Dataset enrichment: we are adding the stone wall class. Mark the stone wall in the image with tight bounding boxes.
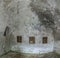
[5,0,54,54]
[0,0,10,55]
[0,0,60,55]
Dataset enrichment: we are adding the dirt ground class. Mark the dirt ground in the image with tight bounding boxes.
[0,51,60,58]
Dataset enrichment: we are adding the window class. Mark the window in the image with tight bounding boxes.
[42,37,48,44]
[29,36,35,44]
[17,36,22,43]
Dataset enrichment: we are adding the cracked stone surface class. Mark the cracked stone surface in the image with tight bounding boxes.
[0,0,60,56]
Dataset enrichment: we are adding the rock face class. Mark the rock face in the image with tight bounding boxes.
[30,0,56,30]
[0,0,60,55]
[0,0,10,55]
[6,0,54,54]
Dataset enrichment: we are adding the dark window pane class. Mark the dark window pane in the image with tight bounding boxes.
[43,37,48,44]
[29,36,35,44]
[17,36,22,43]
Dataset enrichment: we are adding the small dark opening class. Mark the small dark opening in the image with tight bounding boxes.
[17,36,22,43]
[4,26,9,36]
[42,37,48,44]
[29,36,35,44]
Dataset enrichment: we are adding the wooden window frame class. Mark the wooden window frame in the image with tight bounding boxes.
[29,36,35,44]
[42,37,48,44]
[17,36,22,43]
